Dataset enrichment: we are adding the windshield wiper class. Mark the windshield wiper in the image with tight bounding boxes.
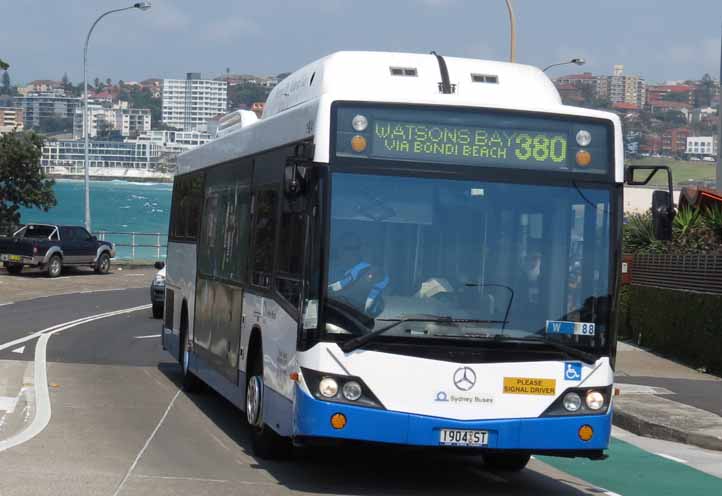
[495,335,598,364]
[340,316,506,353]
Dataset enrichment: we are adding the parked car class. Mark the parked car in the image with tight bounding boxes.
[150,261,166,319]
[0,224,115,278]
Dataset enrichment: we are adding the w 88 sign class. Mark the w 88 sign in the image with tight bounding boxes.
[545,320,596,336]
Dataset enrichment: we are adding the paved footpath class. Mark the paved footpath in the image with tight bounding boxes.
[0,264,156,305]
[613,341,722,451]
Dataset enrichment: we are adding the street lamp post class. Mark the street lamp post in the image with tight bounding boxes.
[504,0,516,63]
[82,1,151,232]
[542,58,586,73]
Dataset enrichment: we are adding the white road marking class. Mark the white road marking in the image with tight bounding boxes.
[0,304,151,453]
[0,304,149,353]
[133,334,161,339]
[655,453,688,464]
[111,390,181,496]
[0,302,13,307]
[11,346,25,354]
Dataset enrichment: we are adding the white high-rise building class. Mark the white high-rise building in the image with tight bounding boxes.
[162,73,227,131]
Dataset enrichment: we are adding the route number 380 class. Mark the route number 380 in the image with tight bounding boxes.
[515,134,567,164]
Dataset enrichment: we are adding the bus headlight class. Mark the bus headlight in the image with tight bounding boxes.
[352,114,368,131]
[342,381,362,401]
[585,390,605,410]
[563,392,582,412]
[319,377,339,398]
[302,368,384,409]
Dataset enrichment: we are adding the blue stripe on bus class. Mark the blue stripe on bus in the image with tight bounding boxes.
[294,387,611,451]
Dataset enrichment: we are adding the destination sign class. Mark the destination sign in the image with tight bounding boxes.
[372,120,569,167]
[334,105,611,175]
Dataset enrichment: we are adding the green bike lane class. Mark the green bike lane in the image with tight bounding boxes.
[541,437,722,496]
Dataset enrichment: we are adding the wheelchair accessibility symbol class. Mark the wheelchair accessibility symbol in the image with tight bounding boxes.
[565,362,582,381]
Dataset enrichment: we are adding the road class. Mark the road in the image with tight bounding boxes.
[0,286,721,495]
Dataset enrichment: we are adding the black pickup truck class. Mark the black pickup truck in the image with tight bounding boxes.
[0,224,116,277]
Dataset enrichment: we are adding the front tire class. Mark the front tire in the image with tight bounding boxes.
[94,252,111,274]
[5,263,22,275]
[483,453,531,472]
[152,303,163,319]
[246,351,291,460]
[47,255,62,278]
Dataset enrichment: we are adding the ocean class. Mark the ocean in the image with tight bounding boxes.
[19,179,172,260]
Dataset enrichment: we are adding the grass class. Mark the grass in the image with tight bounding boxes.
[626,157,717,188]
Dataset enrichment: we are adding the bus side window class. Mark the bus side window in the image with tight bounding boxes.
[251,189,278,288]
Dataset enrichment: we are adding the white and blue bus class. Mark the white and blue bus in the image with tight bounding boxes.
[162,51,672,469]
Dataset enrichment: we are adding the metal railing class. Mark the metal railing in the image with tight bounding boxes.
[630,253,722,294]
[96,231,167,260]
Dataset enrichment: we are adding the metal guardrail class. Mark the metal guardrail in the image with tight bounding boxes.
[97,231,167,260]
[631,253,722,294]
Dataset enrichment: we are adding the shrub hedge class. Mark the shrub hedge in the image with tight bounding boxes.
[617,285,722,375]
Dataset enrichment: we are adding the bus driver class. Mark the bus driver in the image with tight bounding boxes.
[328,233,390,317]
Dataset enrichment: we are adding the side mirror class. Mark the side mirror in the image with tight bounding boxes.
[284,161,307,196]
[652,190,674,241]
[154,261,165,270]
[91,235,98,241]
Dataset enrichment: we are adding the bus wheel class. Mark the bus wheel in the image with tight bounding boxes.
[179,315,201,392]
[483,453,531,472]
[246,353,291,460]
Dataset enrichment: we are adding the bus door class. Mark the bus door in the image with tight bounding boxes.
[195,160,253,384]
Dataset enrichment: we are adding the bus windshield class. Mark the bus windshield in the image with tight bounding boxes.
[326,172,612,348]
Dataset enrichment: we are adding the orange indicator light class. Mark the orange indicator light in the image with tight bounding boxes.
[351,135,367,153]
[289,372,299,382]
[576,150,592,167]
[330,413,347,430]
[578,424,594,442]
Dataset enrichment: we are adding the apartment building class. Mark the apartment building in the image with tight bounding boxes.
[73,104,151,138]
[14,92,80,129]
[686,136,718,157]
[0,107,24,134]
[40,139,162,172]
[162,73,227,131]
[608,65,646,106]
[555,72,608,100]
[117,108,151,137]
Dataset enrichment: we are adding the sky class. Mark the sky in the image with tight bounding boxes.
[1,0,721,85]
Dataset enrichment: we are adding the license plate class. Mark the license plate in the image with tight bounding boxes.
[439,429,488,447]
[1,254,22,262]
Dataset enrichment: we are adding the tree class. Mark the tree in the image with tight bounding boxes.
[0,132,56,229]
[61,72,71,92]
[0,58,8,71]
[94,77,101,91]
[105,77,112,88]
[1,71,10,95]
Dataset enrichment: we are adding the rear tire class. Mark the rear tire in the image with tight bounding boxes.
[94,252,110,274]
[246,347,292,460]
[483,453,531,472]
[152,303,163,319]
[179,310,201,392]
[5,264,22,275]
[47,255,62,278]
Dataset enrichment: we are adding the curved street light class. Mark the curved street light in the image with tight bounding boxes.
[83,2,152,231]
[542,58,586,73]
[504,0,516,63]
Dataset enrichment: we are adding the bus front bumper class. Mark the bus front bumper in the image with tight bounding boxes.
[294,388,611,452]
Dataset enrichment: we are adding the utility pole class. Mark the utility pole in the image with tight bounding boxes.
[718,22,722,190]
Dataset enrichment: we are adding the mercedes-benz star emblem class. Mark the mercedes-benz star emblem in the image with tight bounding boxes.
[453,367,476,391]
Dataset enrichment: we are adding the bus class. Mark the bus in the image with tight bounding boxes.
[162,51,672,469]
